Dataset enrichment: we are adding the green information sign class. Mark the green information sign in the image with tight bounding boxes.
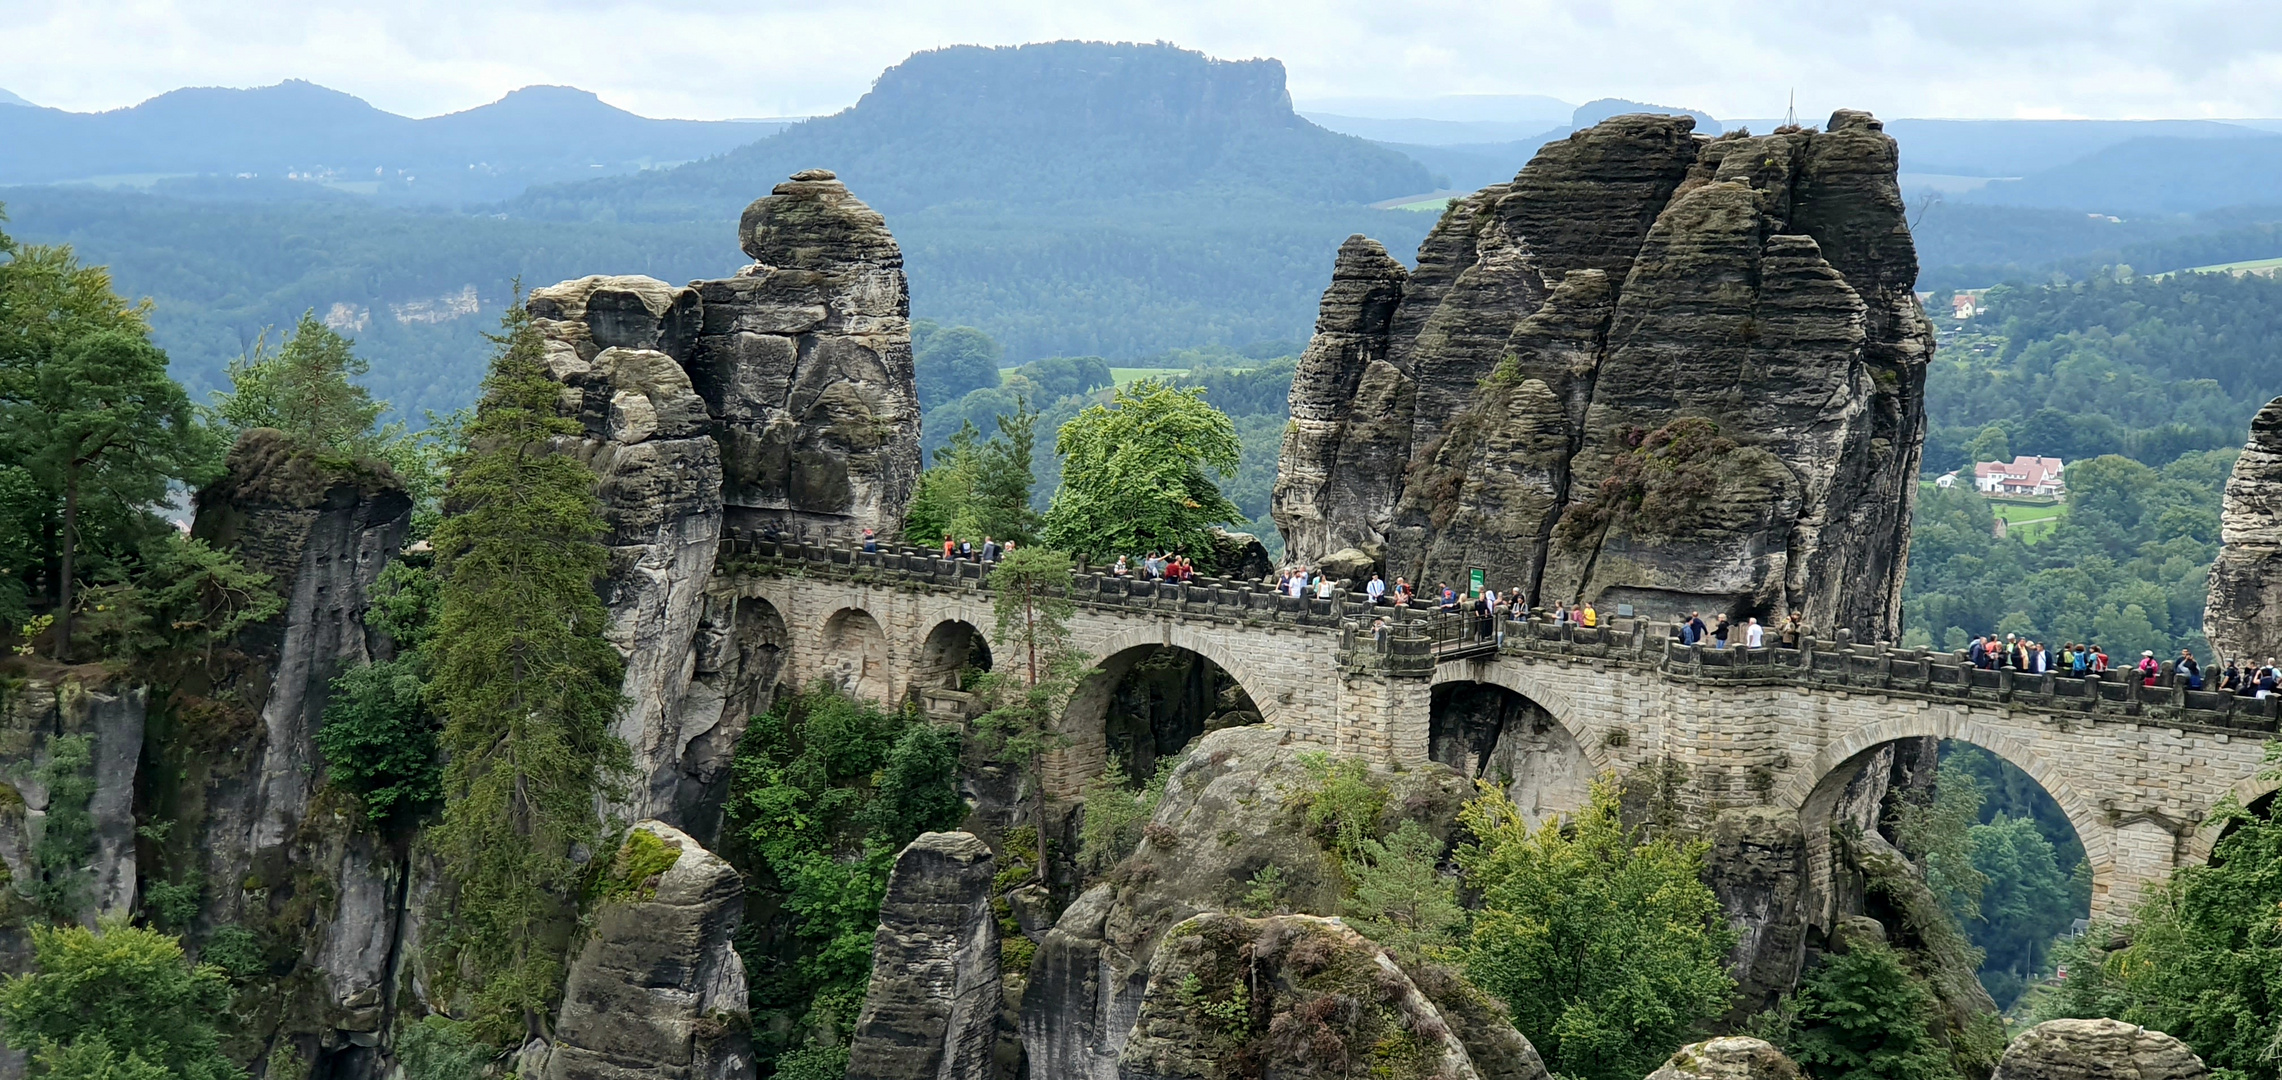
[1469,568,1485,596]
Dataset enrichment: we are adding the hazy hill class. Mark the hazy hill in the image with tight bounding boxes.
[0,80,781,203]
[0,88,35,108]
[516,41,1431,221]
[1963,134,2282,214]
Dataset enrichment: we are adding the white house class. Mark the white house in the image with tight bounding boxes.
[1973,456,2066,497]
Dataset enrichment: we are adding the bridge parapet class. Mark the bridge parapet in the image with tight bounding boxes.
[1361,609,2282,735]
[715,532,1363,633]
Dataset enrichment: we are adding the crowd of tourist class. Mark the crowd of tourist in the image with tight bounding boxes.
[1108,550,1202,581]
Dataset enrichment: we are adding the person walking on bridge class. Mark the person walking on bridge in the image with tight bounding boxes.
[1745,617,1764,648]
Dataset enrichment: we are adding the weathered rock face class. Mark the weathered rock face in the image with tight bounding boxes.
[526,172,919,833]
[1992,1019,2207,1080]
[0,677,146,928]
[1117,913,1495,1080]
[546,821,752,1080]
[2206,397,2282,662]
[529,276,728,827]
[693,169,921,541]
[1646,1037,1807,1080]
[172,430,415,1073]
[1275,112,1931,640]
[1705,807,1809,1020]
[1022,726,1496,1080]
[845,831,1001,1080]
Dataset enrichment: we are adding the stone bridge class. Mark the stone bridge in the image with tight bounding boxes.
[712,535,2282,919]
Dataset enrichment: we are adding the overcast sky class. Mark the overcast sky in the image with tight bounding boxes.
[6,0,2282,122]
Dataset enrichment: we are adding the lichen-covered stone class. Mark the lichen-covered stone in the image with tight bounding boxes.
[1645,1037,1806,1080]
[1022,726,1480,1080]
[1275,112,1931,641]
[2207,398,2282,662]
[1992,1019,2207,1080]
[1705,807,1808,1020]
[1117,914,1488,1080]
[845,831,1001,1080]
[545,821,752,1080]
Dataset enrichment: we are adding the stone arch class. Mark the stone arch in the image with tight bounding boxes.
[1429,660,1610,775]
[819,607,891,703]
[911,618,993,693]
[1427,678,1594,826]
[715,594,790,729]
[1044,629,1271,798]
[1786,709,2111,924]
[2188,773,2282,864]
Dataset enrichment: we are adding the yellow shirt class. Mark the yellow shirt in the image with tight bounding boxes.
[1580,606,1597,627]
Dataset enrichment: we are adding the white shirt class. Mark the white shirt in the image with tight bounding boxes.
[1316,578,1334,599]
[1746,622,1764,647]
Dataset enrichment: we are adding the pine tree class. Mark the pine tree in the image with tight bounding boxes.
[424,296,628,1041]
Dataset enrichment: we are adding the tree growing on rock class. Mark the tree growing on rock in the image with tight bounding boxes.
[0,920,241,1080]
[1458,776,1737,1080]
[1043,378,1241,565]
[424,297,629,1042]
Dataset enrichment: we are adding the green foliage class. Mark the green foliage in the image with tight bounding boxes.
[140,875,201,933]
[1892,756,1989,923]
[984,545,1078,689]
[2026,782,2282,1080]
[0,920,241,1080]
[1458,777,1737,1080]
[596,829,683,906]
[1294,753,1390,865]
[394,1015,493,1080]
[914,325,1002,410]
[423,296,629,1040]
[366,558,441,652]
[317,657,440,827]
[198,927,263,979]
[205,312,383,454]
[20,734,96,921]
[904,401,1042,547]
[1965,816,2078,1008]
[720,685,968,1070]
[1043,379,1242,564]
[1788,942,1960,1080]
[769,1043,851,1080]
[1345,821,1465,962]
[1903,455,2229,661]
[1238,864,1290,916]
[1075,759,1168,880]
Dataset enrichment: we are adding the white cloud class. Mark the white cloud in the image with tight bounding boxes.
[4,0,2281,121]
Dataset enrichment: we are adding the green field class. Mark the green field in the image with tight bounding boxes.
[1108,366,1190,386]
[2163,255,2282,278]
[1992,500,2064,544]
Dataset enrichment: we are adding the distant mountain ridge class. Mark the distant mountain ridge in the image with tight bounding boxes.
[514,40,1433,222]
[0,88,33,108]
[0,80,781,203]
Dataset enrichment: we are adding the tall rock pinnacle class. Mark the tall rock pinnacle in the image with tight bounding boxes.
[1273,111,1932,640]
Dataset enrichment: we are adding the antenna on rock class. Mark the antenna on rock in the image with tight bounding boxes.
[1785,89,1797,129]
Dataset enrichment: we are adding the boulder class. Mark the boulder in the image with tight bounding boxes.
[1645,1037,1806,1080]
[1993,1019,2207,1080]
[1203,528,1275,581]
[2206,397,2282,662]
[545,821,752,1080]
[1021,726,1485,1080]
[1117,914,1489,1080]
[1273,112,1932,642]
[1317,546,1382,584]
[845,832,1001,1080]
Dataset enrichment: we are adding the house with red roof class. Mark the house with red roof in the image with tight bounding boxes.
[1973,455,2066,498]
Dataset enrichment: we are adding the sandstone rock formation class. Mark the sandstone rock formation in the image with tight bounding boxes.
[1117,913,1493,1080]
[1646,1037,1807,1080]
[1705,807,1809,1019]
[0,677,145,928]
[1022,725,1525,1080]
[529,276,727,826]
[174,429,415,1071]
[845,831,1002,1080]
[1274,112,1931,640]
[1993,1019,2207,1080]
[696,169,921,541]
[2206,397,2282,662]
[526,170,918,832]
[546,821,752,1080]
